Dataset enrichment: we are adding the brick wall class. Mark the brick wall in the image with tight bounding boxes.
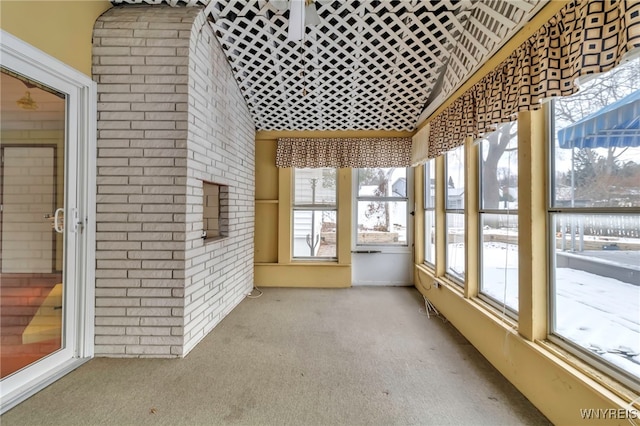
[93,5,254,357]
[183,10,255,354]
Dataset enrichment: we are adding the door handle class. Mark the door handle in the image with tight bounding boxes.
[53,208,64,233]
[52,208,80,233]
[351,250,382,254]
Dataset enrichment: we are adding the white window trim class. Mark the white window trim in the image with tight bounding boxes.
[292,168,338,261]
[444,148,465,284]
[352,168,413,254]
[0,30,97,414]
[423,160,436,267]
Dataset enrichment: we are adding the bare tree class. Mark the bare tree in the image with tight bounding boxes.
[481,122,517,210]
[364,168,395,232]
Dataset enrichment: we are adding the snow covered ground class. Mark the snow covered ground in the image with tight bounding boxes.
[480,242,519,311]
[554,267,640,378]
[449,242,640,379]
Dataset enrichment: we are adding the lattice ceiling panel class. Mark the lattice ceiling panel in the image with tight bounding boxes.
[439,0,540,98]
[112,0,547,131]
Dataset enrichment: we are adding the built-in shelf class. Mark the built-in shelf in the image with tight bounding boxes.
[256,199,279,204]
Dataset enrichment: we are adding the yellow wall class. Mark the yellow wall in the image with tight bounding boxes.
[415,270,631,426]
[411,0,640,416]
[4,0,631,421]
[0,0,111,76]
[254,130,412,288]
[413,108,638,424]
[256,110,637,422]
[1,0,109,265]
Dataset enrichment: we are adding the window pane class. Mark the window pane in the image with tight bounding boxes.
[446,212,465,280]
[480,213,519,311]
[553,59,640,209]
[424,210,435,266]
[551,213,640,380]
[357,168,407,198]
[292,210,337,258]
[424,159,436,267]
[1,71,66,377]
[446,146,465,210]
[357,201,407,245]
[294,168,336,205]
[480,122,518,210]
[424,159,436,208]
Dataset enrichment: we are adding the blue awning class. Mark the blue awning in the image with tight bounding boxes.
[557,89,640,149]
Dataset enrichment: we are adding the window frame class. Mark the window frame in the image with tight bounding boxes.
[423,159,436,268]
[547,98,640,391]
[444,146,465,285]
[291,167,338,261]
[354,167,411,250]
[477,124,519,318]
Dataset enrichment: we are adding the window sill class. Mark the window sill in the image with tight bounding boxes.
[537,339,640,405]
[415,264,516,327]
[290,260,344,266]
[415,265,464,297]
[476,293,519,322]
[254,262,347,266]
[415,263,638,408]
[203,235,227,244]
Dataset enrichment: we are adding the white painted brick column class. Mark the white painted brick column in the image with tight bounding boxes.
[94,5,194,357]
[182,11,255,354]
[93,5,254,358]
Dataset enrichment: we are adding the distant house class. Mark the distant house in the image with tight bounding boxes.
[392,177,406,197]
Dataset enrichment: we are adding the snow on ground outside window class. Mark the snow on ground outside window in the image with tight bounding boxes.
[450,243,640,378]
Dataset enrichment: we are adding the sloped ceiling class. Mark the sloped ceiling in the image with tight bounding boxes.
[112,0,548,131]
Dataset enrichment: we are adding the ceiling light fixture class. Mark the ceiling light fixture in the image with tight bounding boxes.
[16,91,38,110]
[272,0,320,42]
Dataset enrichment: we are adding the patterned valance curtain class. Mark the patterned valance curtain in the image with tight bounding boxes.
[427,0,640,159]
[276,137,412,168]
[411,124,430,166]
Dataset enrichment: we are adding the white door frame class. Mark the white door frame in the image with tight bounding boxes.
[0,30,96,414]
[352,167,414,286]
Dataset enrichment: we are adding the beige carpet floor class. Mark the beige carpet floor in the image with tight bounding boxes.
[1,286,550,425]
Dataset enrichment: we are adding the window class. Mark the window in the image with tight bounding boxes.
[445,146,465,282]
[292,168,337,259]
[202,181,228,240]
[424,159,436,266]
[355,168,408,246]
[479,122,519,314]
[550,58,640,388]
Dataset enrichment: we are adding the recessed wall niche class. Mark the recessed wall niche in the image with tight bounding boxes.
[202,181,228,241]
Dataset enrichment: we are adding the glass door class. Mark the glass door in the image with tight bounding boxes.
[352,167,414,285]
[0,70,69,380]
[1,31,96,413]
